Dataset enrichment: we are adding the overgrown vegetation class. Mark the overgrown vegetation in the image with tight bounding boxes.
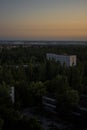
[0,45,87,130]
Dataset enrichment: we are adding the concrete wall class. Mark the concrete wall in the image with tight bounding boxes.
[47,53,77,67]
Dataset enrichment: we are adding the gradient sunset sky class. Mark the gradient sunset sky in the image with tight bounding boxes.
[0,0,87,40]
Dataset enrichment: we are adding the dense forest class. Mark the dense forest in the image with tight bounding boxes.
[0,44,87,130]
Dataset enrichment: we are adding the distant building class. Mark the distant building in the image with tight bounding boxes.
[9,87,15,103]
[46,53,76,67]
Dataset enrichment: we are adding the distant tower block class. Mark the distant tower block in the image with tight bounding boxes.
[47,53,76,67]
[9,87,15,103]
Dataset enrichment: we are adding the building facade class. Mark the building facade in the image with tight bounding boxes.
[9,87,15,103]
[42,96,56,113]
[47,53,76,67]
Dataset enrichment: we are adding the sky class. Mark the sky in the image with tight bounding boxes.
[0,0,87,40]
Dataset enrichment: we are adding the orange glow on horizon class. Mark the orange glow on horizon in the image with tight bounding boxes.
[0,21,87,40]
